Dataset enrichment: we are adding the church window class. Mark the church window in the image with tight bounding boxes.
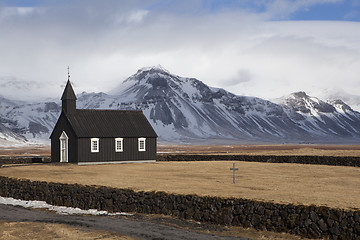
[138,138,146,151]
[115,138,123,152]
[91,138,99,152]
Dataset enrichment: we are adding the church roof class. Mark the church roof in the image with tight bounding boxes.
[61,80,77,100]
[65,109,157,138]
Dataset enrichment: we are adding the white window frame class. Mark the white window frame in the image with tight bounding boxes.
[59,131,68,163]
[91,138,99,153]
[138,137,146,152]
[115,138,123,152]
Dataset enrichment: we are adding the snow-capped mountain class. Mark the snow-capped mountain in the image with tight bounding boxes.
[1,66,360,145]
[0,96,60,144]
[106,67,360,143]
[273,92,360,141]
[321,90,360,112]
[105,67,299,142]
[0,122,26,145]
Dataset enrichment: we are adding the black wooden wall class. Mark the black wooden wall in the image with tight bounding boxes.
[77,137,157,162]
[50,113,78,163]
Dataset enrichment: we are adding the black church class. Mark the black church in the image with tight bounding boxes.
[50,79,157,165]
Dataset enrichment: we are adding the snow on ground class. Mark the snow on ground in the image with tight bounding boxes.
[0,196,132,216]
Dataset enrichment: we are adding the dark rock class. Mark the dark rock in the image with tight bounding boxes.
[287,214,299,229]
[307,223,321,239]
[304,219,312,227]
[243,204,254,215]
[298,227,308,237]
[243,220,252,228]
[330,224,340,236]
[355,224,360,234]
[340,218,348,228]
[184,208,194,219]
[330,210,343,222]
[310,210,320,222]
[214,208,233,226]
[271,216,283,227]
[251,214,261,227]
[193,209,202,221]
[327,217,334,228]
[232,216,241,226]
[354,212,360,222]
[279,209,288,219]
[234,205,243,215]
[300,211,308,221]
[317,219,328,232]
[339,228,353,240]
[265,209,273,218]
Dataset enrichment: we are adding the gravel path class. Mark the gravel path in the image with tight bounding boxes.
[0,204,250,240]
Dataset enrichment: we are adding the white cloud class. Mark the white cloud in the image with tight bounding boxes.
[0,6,40,17]
[127,9,149,23]
[0,0,359,104]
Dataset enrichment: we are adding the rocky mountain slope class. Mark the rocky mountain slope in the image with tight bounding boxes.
[1,67,360,144]
[0,96,59,144]
[274,92,360,141]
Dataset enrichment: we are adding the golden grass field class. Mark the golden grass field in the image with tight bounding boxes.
[0,145,50,157]
[0,221,132,240]
[1,161,359,210]
[2,144,359,240]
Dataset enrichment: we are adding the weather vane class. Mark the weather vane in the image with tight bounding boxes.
[67,66,70,81]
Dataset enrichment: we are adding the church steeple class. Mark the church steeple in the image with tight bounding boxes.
[61,68,77,114]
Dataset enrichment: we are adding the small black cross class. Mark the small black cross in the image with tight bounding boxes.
[67,66,70,81]
[230,163,239,184]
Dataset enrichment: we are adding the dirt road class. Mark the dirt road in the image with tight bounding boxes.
[0,204,250,240]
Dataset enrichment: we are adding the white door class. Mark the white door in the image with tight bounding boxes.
[59,131,68,163]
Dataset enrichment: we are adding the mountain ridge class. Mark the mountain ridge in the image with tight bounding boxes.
[1,66,360,145]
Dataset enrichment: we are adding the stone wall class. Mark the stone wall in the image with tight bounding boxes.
[2,154,360,167]
[157,154,360,167]
[0,176,358,239]
[0,156,50,165]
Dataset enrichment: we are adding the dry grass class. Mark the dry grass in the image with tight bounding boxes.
[2,144,360,157]
[158,144,360,156]
[1,161,359,210]
[0,218,307,240]
[1,144,358,240]
[0,145,50,157]
[0,221,132,240]
[201,225,307,240]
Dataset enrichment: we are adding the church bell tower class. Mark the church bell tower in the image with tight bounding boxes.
[61,67,77,115]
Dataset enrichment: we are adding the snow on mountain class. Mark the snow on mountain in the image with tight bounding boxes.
[273,92,360,140]
[321,90,360,112]
[0,95,60,144]
[107,66,295,142]
[105,67,360,143]
[1,67,360,145]
[0,122,26,145]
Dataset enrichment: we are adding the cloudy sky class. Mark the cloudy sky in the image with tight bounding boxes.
[0,0,359,101]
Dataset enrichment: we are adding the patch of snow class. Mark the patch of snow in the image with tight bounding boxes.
[139,65,170,74]
[0,196,132,216]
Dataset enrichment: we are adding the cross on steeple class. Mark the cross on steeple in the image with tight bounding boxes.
[67,66,70,81]
[61,67,77,115]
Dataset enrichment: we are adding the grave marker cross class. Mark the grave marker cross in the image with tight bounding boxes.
[230,163,238,184]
